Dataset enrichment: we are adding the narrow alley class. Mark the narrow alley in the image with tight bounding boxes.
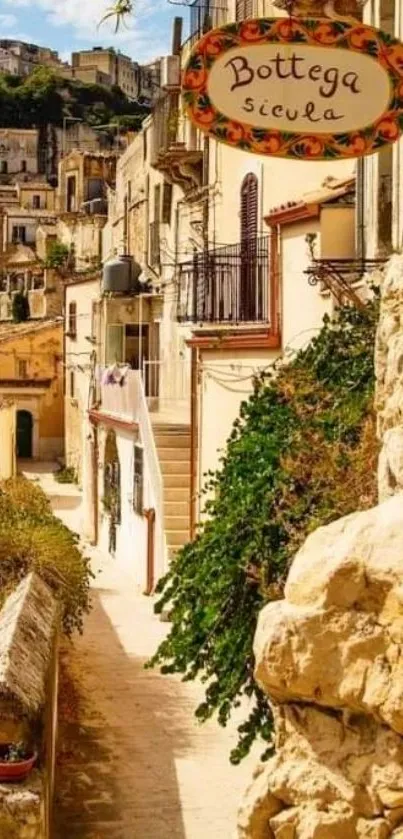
[23,464,257,839]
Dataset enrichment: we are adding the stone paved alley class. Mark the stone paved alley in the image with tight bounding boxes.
[23,464,258,839]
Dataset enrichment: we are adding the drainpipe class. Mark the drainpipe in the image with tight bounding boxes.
[190,345,198,537]
[143,507,155,595]
[92,424,99,546]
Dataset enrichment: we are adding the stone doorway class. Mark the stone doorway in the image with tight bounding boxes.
[16,409,33,458]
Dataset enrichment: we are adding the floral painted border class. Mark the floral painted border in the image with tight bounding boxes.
[182,17,403,160]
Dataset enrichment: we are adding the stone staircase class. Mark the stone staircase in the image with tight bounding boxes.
[152,423,191,560]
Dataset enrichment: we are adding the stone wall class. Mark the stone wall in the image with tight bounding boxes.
[237,256,403,839]
[0,573,58,839]
[376,256,403,500]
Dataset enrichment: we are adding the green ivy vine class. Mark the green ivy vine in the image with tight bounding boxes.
[148,299,380,763]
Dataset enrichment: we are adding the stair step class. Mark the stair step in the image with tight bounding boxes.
[166,530,190,547]
[157,447,190,461]
[165,515,189,530]
[164,501,189,516]
[164,474,191,489]
[164,488,189,503]
[154,434,191,448]
[161,460,190,476]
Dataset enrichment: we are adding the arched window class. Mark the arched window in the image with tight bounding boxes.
[68,302,77,339]
[240,173,258,244]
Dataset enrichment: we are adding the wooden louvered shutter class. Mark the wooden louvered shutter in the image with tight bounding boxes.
[240,173,258,243]
[240,173,258,320]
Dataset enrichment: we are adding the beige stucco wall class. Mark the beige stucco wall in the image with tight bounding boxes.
[321,205,355,259]
[0,401,16,479]
[0,323,64,460]
[281,219,333,354]
[208,141,356,248]
[198,348,280,497]
[57,217,105,271]
[0,129,38,176]
[19,186,56,212]
[65,278,99,481]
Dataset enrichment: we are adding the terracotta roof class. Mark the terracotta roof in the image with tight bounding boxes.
[269,177,355,221]
[265,176,355,226]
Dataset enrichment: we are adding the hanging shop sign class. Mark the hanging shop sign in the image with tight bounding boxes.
[182,17,403,160]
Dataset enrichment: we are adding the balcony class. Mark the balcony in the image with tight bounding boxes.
[150,95,203,192]
[177,236,275,326]
[183,0,228,50]
[98,369,140,422]
[305,258,387,307]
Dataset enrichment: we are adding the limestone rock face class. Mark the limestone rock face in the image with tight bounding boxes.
[238,256,403,839]
[238,704,403,839]
[254,495,403,735]
[376,256,403,500]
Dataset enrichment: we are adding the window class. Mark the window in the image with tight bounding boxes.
[68,301,77,338]
[133,444,144,515]
[12,226,26,244]
[127,180,132,204]
[70,370,75,398]
[162,182,173,225]
[32,195,40,210]
[240,173,259,321]
[105,324,124,364]
[32,273,45,290]
[18,359,28,379]
[154,184,161,223]
[1,161,7,174]
[21,160,27,173]
[240,173,258,243]
[66,175,77,212]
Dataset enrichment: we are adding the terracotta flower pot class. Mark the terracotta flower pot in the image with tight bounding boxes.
[0,746,37,782]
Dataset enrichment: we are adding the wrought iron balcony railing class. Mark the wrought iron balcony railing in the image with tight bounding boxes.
[177,236,272,325]
[305,258,387,307]
[183,0,228,49]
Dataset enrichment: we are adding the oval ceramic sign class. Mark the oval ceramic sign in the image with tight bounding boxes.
[182,18,403,160]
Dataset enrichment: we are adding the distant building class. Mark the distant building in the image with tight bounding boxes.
[72,47,140,100]
[0,129,39,179]
[0,318,64,460]
[0,39,64,77]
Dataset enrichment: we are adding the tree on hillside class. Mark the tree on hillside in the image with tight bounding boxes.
[149,300,379,763]
[0,67,150,130]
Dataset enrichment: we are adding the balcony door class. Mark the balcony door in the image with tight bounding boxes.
[240,173,258,320]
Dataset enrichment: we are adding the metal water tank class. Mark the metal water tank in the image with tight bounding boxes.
[102,255,131,293]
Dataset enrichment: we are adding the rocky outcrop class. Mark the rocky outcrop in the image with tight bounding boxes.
[238,257,403,839]
[376,256,403,500]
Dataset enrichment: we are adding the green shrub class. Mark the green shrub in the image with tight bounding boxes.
[54,466,77,485]
[45,241,69,270]
[0,477,92,635]
[149,300,379,763]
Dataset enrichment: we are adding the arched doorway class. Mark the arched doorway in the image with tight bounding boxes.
[16,410,33,459]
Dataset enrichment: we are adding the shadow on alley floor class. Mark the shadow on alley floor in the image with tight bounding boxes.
[54,590,189,839]
[24,463,258,839]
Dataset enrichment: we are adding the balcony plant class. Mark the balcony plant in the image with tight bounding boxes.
[0,743,37,782]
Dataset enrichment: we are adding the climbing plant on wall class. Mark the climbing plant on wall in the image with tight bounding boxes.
[149,298,380,763]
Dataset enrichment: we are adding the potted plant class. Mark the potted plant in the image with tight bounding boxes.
[0,742,37,782]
